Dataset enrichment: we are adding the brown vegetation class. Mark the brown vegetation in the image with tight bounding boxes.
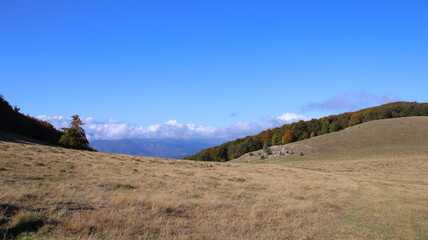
[236,117,428,239]
[0,131,355,239]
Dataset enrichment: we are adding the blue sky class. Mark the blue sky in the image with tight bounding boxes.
[1,1,427,139]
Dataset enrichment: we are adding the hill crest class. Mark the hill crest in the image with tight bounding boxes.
[234,116,428,163]
[186,101,428,162]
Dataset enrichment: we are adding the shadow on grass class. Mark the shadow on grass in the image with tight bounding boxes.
[0,204,45,240]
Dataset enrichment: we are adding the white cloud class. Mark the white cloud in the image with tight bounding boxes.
[147,124,160,132]
[165,120,180,126]
[37,113,311,141]
[262,113,312,129]
[276,113,311,122]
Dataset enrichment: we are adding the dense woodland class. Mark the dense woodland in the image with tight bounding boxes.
[0,95,62,145]
[185,102,428,162]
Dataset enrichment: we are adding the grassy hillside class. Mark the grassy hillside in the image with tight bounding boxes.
[1,117,427,239]
[235,116,428,163]
[236,117,428,239]
[186,102,428,162]
[0,131,356,239]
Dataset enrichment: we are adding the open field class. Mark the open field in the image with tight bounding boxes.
[0,132,356,239]
[1,117,427,239]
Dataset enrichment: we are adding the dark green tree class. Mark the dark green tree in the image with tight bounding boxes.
[329,122,341,132]
[321,118,330,134]
[60,115,93,150]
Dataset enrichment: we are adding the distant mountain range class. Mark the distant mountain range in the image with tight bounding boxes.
[90,138,232,159]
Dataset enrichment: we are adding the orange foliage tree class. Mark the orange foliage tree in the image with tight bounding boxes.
[281,130,294,144]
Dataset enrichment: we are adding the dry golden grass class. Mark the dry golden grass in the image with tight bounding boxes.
[0,132,356,239]
[241,117,428,239]
[1,117,427,239]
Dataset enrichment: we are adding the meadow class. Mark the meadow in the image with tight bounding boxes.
[1,117,427,239]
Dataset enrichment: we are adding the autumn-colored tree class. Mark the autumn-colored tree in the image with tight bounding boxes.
[59,115,93,150]
[349,112,363,126]
[282,130,294,144]
[262,129,272,144]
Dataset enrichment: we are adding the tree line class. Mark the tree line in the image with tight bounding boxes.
[184,101,428,162]
[0,95,94,151]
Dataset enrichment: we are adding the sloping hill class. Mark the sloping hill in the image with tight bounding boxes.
[234,116,428,163]
[237,117,428,239]
[186,102,428,162]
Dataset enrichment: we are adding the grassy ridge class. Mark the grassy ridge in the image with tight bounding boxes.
[234,116,428,164]
[259,117,428,239]
[185,101,428,162]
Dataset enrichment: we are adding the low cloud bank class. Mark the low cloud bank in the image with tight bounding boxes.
[37,113,310,141]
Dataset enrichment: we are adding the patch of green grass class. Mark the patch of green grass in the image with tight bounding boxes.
[228,177,246,182]
[323,183,398,239]
[191,194,201,199]
[22,176,43,181]
[237,194,252,200]
[113,184,136,190]
[0,145,9,151]
[15,232,36,240]
[208,182,221,188]
[208,176,219,180]
[64,162,74,170]
[245,185,267,192]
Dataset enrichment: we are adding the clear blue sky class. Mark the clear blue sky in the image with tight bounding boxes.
[1,1,427,139]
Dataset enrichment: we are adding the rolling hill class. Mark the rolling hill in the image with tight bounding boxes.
[234,116,428,163]
[186,102,428,162]
[1,117,427,239]
[235,117,428,239]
